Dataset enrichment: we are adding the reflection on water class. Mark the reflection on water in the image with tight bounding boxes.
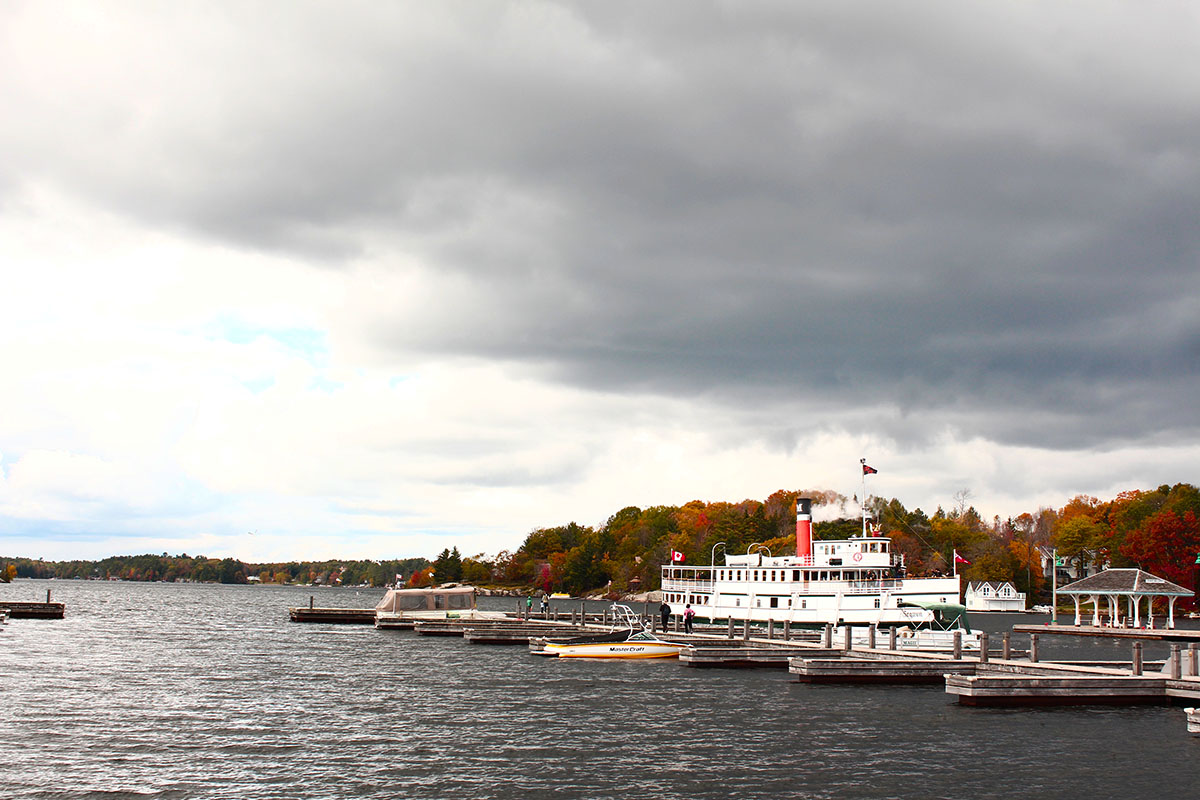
[1,581,1197,799]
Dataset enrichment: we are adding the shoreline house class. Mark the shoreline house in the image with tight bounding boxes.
[1039,546,1103,584]
[965,581,1026,612]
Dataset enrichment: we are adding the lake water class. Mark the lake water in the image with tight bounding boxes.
[2,580,1198,799]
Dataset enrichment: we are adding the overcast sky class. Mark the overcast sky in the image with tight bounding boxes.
[2,1,1198,563]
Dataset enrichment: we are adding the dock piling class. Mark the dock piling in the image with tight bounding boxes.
[1132,641,1143,675]
[1030,634,1039,663]
[889,626,897,651]
[953,630,962,659]
[727,618,734,639]
[1170,645,1182,679]
[1003,632,1011,660]
[823,624,832,648]
[1191,643,1199,677]
[867,624,876,649]
[309,596,314,609]
[767,619,774,640]
[978,633,989,664]
[843,626,852,652]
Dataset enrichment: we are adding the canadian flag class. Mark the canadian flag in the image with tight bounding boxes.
[671,550,685,563]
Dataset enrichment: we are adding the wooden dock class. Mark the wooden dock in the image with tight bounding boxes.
[792,655,979,683]
[945,673,1171,706]
[288,606,376,624]
[0,601,66,619]
[1013,623,1200,642]
[681,643,842,669]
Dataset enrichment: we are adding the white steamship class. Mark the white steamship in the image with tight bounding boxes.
[660,497,961,628]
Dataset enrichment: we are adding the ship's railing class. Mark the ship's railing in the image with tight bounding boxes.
[661,578,906,594]
[841,579,904,593]
[661,578,714,592]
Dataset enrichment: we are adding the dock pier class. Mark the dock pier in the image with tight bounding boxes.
[1,589,66,619]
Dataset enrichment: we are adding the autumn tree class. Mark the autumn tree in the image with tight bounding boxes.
[1120,509,1200,591]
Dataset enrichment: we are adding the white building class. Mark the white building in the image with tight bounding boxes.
[965,581,1026,612]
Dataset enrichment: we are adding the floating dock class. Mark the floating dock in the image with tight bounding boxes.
[288,606,376,624]
[0,600,66,619]
[1013,623,1200,642]
[680,643,842,669]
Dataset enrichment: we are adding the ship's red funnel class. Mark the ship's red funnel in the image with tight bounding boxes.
[796,497,813,559]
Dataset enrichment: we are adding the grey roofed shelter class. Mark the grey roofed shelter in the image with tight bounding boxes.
[1057,568,1193,629]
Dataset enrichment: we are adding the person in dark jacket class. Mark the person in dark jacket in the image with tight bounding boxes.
[659,601,671,631]
[683,603,695,633]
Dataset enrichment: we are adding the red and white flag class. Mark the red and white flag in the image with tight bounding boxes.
[862,463,878,475]
[671,550,684,563]
[953,550,970,565]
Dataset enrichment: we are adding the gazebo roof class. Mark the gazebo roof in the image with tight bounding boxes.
[1058,568,1191,597]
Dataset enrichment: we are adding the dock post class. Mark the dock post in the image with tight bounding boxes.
[953,630,962,659]
[978,632,989,664]
[889,626,897,651]
[727,618,734,639]
[1002,632,1011,660]
[867,624,876,649]
[1030,634,1039,663]
[1190,643,1199,677]
[823,624,832,648]
[742,618,750,641]
[1132,641,1143,675]
[48,589,52,603]
[309,596,314,609]
[843,625,852,652]
[1170,645,1182,680]
[783,620,791,641]
[767,619,775,640]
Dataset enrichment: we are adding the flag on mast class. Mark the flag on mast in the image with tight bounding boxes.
[862,463,878,475]
[954,551,970,564]
[671,550,684,563]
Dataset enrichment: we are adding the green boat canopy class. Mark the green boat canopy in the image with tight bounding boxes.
[898,600,972,631]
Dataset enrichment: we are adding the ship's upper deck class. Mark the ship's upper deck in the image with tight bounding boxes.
[722,535,893,570]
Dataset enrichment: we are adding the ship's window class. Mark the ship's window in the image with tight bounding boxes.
[770,597,779,608]
[874,598,881,609]
[770,571,776,581]
[756,598,761,607]
[792,570,800,581]
[801,599,807,609]
[881,543,888,553]
[735,598,741,606]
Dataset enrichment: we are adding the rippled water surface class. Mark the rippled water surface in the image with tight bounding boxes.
[2,580,1198,799]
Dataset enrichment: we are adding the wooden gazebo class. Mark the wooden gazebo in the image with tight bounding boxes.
[1057,568,1192,629]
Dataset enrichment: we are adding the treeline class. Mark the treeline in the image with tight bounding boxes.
[437,483,1200,602]
[0,553,429,587]
[4,483,1198,603]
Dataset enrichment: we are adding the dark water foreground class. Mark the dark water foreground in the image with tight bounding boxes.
[1,580,1197,799]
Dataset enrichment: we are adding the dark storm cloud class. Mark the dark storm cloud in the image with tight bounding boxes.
[7,1,1200,449]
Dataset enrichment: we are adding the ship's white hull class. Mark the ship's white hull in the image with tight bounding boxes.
[661,577,962,628]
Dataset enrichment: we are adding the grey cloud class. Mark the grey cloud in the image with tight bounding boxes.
[7,1,1200,451]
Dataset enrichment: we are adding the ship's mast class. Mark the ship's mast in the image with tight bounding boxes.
[860,458,868,537]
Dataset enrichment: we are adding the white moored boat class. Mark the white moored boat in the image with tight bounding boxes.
[533,604,687,659]
[374,585,506,628]
[661,497,963,630]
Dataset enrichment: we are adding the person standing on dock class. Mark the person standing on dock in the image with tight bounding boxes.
[540,593,548,616]
[659,601,671,631]
[684,603,695,633]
